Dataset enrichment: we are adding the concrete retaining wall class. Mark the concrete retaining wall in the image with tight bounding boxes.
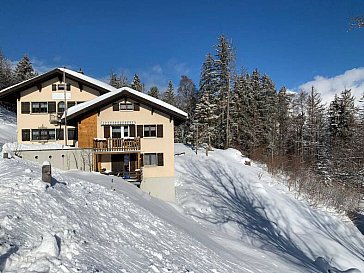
[17,148,93,171]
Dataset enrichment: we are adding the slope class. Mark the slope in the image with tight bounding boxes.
[174,144,364,273]
[0,105,16,148]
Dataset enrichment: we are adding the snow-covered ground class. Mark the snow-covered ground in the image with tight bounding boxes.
[0,106,16,148]
[175,145,364,273]
[0,106,363,272]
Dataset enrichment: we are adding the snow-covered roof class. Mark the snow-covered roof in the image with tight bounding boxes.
[58,68,118,93]
[64,87,188,122]
[0,67,116,98]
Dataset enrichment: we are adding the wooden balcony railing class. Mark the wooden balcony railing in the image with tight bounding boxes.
[93,137,141,151]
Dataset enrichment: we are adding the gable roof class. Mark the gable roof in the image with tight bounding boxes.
[0,68,116,100]
[64,87,188,125]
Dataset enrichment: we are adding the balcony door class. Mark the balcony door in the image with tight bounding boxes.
[111,154,124,173]
[112,126,129,138]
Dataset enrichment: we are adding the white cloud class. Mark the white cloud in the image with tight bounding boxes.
[297,68,364,104]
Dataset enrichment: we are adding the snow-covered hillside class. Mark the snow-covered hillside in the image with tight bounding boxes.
[0,105,363,272]
[175,145,364,273]
[0,106,16,147]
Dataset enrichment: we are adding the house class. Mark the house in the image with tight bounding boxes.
[0,68,118,145]
[0,68,187,202]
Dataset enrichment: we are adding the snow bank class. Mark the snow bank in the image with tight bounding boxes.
[174,144,364,273]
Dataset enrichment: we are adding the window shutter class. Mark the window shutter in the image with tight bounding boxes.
[129,124,136,137]
[66,83,71,91]
[22,129,30,141]
[52,84,56,91]
[140,154,144,167]
[134,103,140,111]
[21,102,30,114]
[157,153,164,166]
[137,125,143,138]
[157,124,163,138]
[48,102,56,113]
[104,125,110,138]
[113,103,119,111]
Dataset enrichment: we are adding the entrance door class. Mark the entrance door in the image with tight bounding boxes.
[111,154,124,173]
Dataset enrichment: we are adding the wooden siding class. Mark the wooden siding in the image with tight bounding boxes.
[78,113,97,148]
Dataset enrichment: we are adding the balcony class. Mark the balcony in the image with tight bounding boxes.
[93,137,141,152]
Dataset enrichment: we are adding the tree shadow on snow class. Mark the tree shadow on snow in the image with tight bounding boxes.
[0,245,18,271]
[179,159,338,272]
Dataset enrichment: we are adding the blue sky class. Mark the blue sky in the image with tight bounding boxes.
[1,0,364,97]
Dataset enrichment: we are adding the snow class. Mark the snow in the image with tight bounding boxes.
[174,144,364,273]
[59,68,118,93]
[0,105,363,272]
[0,106,16,151]
[42,161,50,166]
[65,87,188,120]
[0,68,117,96]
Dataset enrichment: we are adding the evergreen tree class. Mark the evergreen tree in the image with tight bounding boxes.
[109,72,122,88]
[276,86,291,157]
[214,35,235,149]
[14,55,37,83]
[190,88,216,146]
[304,86,325,163]
[131,74,143,92]
[0,51,13,90]
[162,81,176,106]
[176,76,197,143]
[148,86,160,98]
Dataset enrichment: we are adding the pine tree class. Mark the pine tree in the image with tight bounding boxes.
[109,72,122,88]
[131,74,143,92]
[14,55,37,83]
[175,76,197,143]
[214,35,235,149]
[276,86,291,157]
[327,89,359,186]
[0,51,13,90]
[304,86,325,163]
[190,88,216,146]
[162,81,176,106]
[148,86,160,98]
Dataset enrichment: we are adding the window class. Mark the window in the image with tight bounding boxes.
[58,101,65,113]
[68,128,77,140]
[111,126,129,138]
[144,153,157,166]
[31,102,48,113]
[32,129,40,140]
[55,83,71,91]
[144,125,156,137]
[112,126,122,138]
[22,129,30,141]
[58,84,65,91]
[120,102,133,111]
[124,126,129,137]
[52,83,71,91]
[31,129,56,141]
